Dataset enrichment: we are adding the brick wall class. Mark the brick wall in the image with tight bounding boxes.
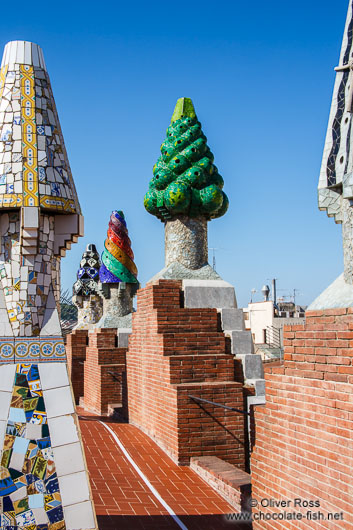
[190,456,251,513]
[251,308,353,529]
[82,328,127,416]
[66,329,88,404]
[126,279,246,466]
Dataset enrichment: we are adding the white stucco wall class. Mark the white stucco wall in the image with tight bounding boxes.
[243,301,274,344]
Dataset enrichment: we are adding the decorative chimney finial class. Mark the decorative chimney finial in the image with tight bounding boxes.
[97,210,138,328]
[144,98,228,277]
[72,243,102,328]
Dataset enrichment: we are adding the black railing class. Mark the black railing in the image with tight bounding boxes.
[189,395,249,415]
[265,325,281,349]
[108,371,123,382]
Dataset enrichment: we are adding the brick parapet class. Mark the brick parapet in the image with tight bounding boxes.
[281,309,353,383]
[251,308,353,529]
[82,328,127,416]
[169,354,235,384]
[177,382,245,466]
[127,280,246,467]
[65,329,88,404]
[190,456,251,513]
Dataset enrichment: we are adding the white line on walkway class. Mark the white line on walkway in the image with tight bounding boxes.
[99,421,189,530]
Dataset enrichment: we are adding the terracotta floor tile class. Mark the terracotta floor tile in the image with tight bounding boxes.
[79,412,250,530]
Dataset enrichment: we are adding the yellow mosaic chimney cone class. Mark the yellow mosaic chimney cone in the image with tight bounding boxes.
[0,41,97,528]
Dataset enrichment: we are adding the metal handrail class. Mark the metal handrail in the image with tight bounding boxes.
[189,395,249,415]
[108,371,123,382]
[266,325,281,349]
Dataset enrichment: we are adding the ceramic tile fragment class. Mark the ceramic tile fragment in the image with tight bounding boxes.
[0,364,66,525]
[0,39,96,528]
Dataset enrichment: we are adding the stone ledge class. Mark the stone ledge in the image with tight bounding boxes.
[190,456,251,513]
[182,279,237,308]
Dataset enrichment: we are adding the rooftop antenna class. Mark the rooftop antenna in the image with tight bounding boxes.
[266,278,278,304]
[208,247,220,270]
[274,288,301,305]
[293,289,300,306]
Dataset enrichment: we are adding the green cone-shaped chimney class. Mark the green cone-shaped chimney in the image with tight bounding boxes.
[170,97,197,123]
[144,97,229,221]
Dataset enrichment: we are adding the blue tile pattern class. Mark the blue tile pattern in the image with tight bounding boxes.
[0,364,65,528]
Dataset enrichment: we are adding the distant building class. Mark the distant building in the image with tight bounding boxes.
[243,300,306,352]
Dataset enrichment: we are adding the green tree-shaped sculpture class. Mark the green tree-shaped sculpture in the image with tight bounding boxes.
[144,98,229,221]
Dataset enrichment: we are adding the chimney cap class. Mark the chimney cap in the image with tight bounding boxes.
[1,41,46,71]
[261,284,270,301]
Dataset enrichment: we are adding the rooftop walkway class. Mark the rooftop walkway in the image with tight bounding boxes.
[78,410,251,530]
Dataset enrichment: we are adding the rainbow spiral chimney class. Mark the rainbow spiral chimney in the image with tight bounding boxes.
[99,210,138,284]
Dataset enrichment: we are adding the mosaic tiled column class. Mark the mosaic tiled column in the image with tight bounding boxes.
[97,210,138,328]
[144,97,229,275]
[318,0,353,289]
[164,215,208,269]
[0,41,97,528]
[72,244,102,329]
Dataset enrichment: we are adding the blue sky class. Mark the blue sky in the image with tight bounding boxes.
[0,0,349,306]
